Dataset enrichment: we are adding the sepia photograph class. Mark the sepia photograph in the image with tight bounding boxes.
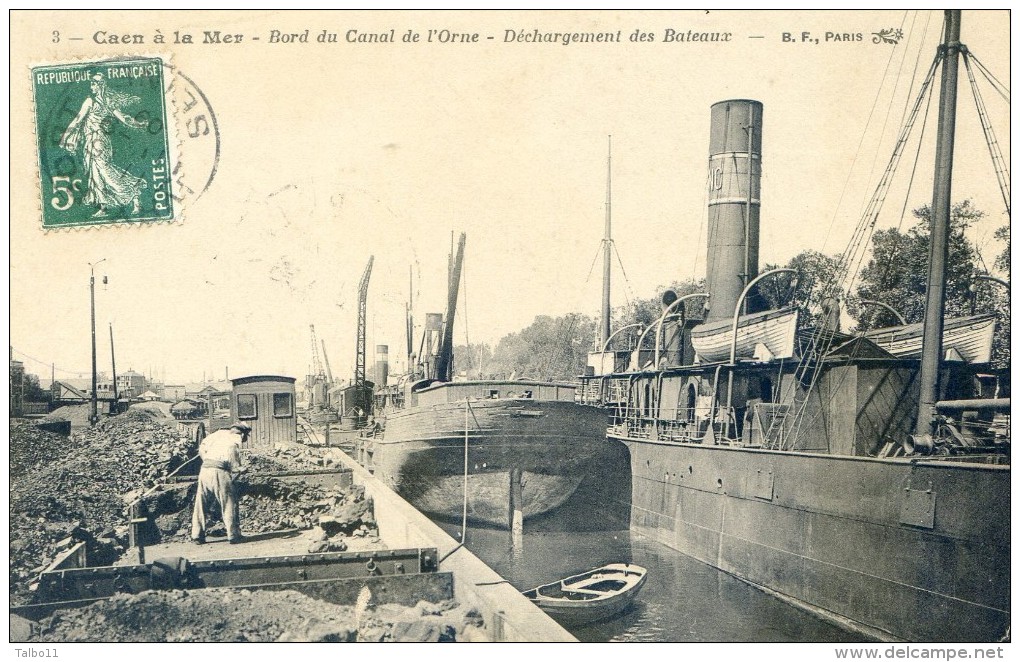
[8,8,1012,653]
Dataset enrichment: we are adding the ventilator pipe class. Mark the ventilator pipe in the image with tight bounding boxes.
[654,293,709,366]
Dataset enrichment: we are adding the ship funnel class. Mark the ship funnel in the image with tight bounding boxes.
[374,345,389,387]
[705,99,763,321]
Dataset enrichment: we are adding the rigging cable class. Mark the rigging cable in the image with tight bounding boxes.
[962,51,1011,216]
[794,52,939,372]
[818,12,911,254]
[612,242,637,310]
[689,167,711,282]
[894,83,936,234]
[969,53,1010,102]
[857,11,914,221]
[11,347,93,377]
[785,46,943,443]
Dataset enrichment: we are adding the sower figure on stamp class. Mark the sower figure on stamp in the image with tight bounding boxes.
[191,422,250,545]
[59,72,149,218]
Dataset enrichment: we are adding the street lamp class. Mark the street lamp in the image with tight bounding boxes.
[88,259,107,426]
[723,268,798,440]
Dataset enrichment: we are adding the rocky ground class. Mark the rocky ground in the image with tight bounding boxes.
[9,415,466,642]
[11,414,378,602]
[152,446,377,546]
[27,587,486,642]
[9,420,87,475]
[9,410,198,605]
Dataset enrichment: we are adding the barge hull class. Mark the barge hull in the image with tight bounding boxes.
[369,398,606,526]
[622,438,1010,642]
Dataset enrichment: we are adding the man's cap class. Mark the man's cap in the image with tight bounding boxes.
[229,422,252,433]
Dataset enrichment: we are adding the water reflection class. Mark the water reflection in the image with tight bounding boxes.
[434,439,866,643]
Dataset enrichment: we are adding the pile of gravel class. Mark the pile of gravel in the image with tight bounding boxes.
[9,413,197,605]
[30,588,485,642]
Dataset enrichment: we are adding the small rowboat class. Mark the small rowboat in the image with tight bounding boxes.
[522,563,647,625]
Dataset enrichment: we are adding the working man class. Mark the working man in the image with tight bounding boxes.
[191,422,250,544]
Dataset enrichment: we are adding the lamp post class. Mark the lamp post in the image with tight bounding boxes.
[722,268,797,440]
[88,259,107,426]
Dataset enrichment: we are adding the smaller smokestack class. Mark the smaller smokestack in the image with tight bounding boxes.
[659,289,684,366]
[375,345,389,387]
[661,289,679,312]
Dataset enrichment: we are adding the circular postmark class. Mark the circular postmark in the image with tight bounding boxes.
[165,64,220,204]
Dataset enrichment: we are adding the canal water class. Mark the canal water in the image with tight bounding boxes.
[434,440,867,643]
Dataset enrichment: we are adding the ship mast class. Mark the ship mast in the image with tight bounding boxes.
[600,136,613,349]
[436,233,466,383]
[915,10,962,437]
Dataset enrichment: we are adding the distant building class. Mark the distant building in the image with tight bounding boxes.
[116,370,146,399]
[164,385,187,401]
[96,379,115,399]
[10,355,24,417]
[51,379,91,402]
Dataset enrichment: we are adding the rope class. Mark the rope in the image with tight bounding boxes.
[612,242,636,309]
[819,11,910,253]
[783,44,943,444]
[894,83,935,233]
[962,51,1011,216]
[969,53,1010,101]
[858,11,913,220]
[689,168,711,281]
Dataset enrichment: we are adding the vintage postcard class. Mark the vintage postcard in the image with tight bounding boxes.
[8,9,1012,653]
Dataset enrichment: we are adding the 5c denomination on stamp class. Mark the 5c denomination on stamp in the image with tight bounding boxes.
[33,57,175,228]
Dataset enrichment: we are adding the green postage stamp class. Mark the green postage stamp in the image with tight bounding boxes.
[32,57,175,228]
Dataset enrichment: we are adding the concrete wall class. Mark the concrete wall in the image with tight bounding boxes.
[333,450,576,642]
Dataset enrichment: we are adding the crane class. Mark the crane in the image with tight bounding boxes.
[309,324,325,379]
[354,256,374,388]
[320,339,334,384]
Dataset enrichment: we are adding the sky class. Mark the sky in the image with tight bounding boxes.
[9,10,1011,385]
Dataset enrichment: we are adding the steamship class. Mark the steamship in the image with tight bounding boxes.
[579,15,1009,643]
[358,234,607,528]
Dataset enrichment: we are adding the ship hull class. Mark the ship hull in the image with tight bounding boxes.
[617,435,1010,642]
[364,398,606,527]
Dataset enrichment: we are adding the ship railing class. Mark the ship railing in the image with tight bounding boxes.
[576,376,631,408]
[613,405,725,444]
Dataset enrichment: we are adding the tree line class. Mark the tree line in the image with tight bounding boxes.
[453,201,1009,380]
